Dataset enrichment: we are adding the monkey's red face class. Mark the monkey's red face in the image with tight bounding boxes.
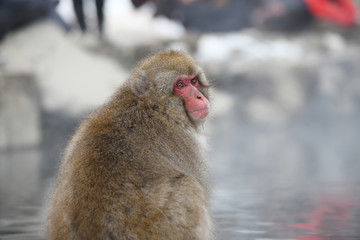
[174,75,209,119]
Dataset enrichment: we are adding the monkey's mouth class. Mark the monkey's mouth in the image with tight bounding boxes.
[190,106,209,118]
[191,106,208,113]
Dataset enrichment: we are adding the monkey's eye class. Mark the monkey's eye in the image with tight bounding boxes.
[176,81,185,88]
[191,78,198,85]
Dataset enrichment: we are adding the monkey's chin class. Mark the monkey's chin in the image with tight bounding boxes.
[190,106,209,119]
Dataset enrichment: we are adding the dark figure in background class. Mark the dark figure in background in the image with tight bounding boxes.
[132,0,150,8]
[72,0,105,34]
[0,0,68,41]
[132,0,260,32]
[253,0,314,31]
[132,0,261,32]
[132,0,358,32]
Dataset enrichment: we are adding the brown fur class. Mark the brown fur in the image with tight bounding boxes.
[47,50,213,240]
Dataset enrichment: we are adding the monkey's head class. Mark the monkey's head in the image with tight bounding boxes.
[128,50,211,125]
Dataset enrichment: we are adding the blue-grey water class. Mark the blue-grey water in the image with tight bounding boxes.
[1,145,360,240]
[2,73,360,240]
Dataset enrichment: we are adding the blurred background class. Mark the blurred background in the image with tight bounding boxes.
[1,0,360,239]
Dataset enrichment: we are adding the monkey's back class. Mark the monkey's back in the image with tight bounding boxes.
[47,88,212,240]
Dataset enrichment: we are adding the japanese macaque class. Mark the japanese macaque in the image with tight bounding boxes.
[47,50,213,240]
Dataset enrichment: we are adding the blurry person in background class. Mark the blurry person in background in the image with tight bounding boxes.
[0,0,68,41]
[253,0,359,31]
[132,0,359,32]
[252,0,313,31]
[303,0,359,26]
[131,0,261,32]
[72,0,105,34]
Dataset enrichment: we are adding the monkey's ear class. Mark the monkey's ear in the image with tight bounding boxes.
[129,70,150,97]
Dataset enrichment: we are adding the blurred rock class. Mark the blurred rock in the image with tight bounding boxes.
[0,21,129,114]
[0,73,41,150]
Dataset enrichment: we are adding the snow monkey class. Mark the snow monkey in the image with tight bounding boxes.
[47,50,213,240]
